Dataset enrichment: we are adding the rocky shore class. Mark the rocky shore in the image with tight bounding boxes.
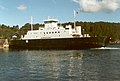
[0,39,9,48]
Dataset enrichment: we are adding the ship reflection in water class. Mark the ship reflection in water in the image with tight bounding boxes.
[0,46,120,81]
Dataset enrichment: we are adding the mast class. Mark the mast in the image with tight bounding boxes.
[73,10,76,29]
[31,16,33,30]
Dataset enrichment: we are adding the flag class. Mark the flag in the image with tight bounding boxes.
[74,10,78,18]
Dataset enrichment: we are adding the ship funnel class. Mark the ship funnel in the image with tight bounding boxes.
[66,25,72,34]
[76,26,82,35]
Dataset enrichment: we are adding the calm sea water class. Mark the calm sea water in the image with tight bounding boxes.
[0,44,120,81]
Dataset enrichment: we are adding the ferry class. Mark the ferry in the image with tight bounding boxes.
[9,17,109,50]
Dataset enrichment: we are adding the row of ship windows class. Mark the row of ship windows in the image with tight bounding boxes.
[29,31,60,35]
[44,31,60,34]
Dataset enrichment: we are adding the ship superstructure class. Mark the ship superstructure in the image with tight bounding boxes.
[21,17,89,40]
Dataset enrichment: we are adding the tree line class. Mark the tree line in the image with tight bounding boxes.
[0,21,120,42]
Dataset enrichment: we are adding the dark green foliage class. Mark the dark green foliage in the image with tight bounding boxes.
[0,24,18,39]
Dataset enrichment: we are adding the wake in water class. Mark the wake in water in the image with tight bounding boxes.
[93,47,120,50]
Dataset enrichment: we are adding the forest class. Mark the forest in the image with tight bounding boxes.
[0,21,120,43]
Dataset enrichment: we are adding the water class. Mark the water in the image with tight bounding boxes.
[0,44,120,81]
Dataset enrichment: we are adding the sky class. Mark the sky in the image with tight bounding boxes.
[0,0,120,27]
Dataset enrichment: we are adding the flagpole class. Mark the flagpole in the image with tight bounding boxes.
[73,10,76,28]
[74,10,76,31]
[31,16,33,31]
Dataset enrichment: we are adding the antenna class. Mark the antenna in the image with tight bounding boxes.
[31,16,33,30]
